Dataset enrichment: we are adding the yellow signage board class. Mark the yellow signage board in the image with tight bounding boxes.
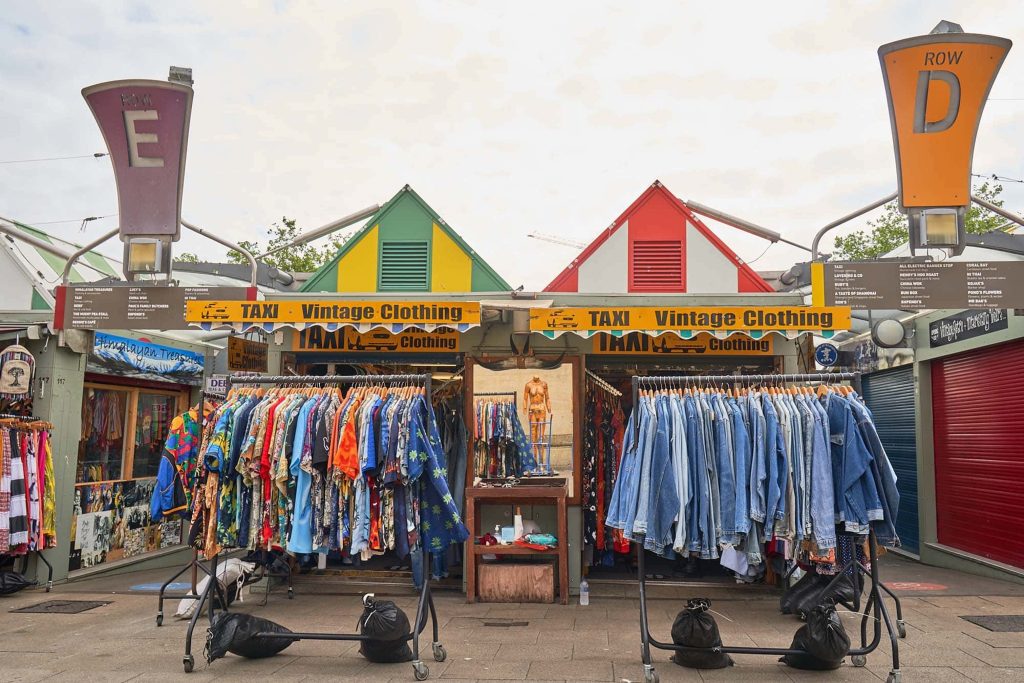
[530,306,850,332]
[185,300,479,326]
[294,327,460,353]
[879,32,1011,208]
[227,336,268,372]
[592,332,774,356]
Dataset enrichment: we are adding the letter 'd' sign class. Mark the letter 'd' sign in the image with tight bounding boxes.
[82,80,193,241]
[879,31,1011,209]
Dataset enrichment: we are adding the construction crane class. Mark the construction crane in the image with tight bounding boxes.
[527,232,586,249]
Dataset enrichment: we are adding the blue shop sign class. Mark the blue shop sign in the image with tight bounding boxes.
[88,332,204,385]
[815,342,839,367]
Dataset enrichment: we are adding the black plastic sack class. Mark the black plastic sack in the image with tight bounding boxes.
[669,598,734,669]
[0,570,36,595]
[205,612,294,663]
[780,571,824,615]
[358,595,413,663]
[795,573,860,620]
[780,603,851,670]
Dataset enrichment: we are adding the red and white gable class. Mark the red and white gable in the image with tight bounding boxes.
[544,181,772,294]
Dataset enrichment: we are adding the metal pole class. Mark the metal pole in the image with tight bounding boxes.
[61,227,120,286]
[686,200,812,252]
[972,194,1024,230]
[181,220,258,287]
[810,192,898,261]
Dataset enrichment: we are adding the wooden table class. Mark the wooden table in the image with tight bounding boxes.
[464,484,569,605]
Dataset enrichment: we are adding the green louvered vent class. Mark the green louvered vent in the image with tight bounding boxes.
[379,241,429,291]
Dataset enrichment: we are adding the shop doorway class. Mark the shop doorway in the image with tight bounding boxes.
[582,355,776,586]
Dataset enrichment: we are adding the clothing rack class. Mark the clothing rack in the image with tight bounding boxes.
[585,369,622,397]
[156,390,226,627]
[473,391,517,406]
[0,413,54,590]
[629,372,905,683]
[180,374,448,682]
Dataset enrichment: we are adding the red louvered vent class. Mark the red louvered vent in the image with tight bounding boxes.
[630,240,683,292]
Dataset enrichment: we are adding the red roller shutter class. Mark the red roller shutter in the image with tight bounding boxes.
[932,338,1024,569]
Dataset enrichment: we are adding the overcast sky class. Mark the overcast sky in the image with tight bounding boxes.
[2,1,1022,289]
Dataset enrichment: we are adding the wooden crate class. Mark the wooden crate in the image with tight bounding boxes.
[478,561,555,603]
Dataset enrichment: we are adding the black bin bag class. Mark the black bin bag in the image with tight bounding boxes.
[780,602,851,670]
[780,570,825,615]
[205,612,294,663]
[358,594,413,663]
[0,570,36,595]
[670,598,734,669]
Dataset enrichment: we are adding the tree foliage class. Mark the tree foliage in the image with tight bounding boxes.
[226,217,352,272]
[832,181,1007,260]
[174,252,199,263]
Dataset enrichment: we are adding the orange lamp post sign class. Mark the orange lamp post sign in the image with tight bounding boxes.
[879,25,1011,254]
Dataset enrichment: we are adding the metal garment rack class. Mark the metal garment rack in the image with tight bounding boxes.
[585,369,622,397]
[0,414,54,591]
[180,374,447,682]
[473,391,517,406]
[630,373,905,683]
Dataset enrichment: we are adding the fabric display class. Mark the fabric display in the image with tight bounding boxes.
[151,407,203,522]
[431,394,467,579]
[581,387,626,557]
[605,384,900,582]
[473,398,536,478]
[188,383,469,564]
[0,417,57,554]
[79,389,126,482]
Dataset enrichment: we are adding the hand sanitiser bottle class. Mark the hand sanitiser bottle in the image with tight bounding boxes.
[579,578,590,606]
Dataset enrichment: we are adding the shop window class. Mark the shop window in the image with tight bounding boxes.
[78,387,128,483]
[131,392,178,478]
[379,241,429,291]
[630,240,683,292]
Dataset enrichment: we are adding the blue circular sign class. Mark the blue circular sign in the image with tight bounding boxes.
[815,343,839,367]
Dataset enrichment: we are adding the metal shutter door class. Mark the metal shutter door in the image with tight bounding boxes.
[863,367,919,553]
[932,339,1024,568]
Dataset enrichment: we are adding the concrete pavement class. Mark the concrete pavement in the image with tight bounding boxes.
[2,553,1024,682]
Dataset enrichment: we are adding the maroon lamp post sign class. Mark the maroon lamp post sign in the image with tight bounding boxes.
[82,79,193,277]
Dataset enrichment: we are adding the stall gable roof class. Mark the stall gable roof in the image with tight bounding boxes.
[301,185,511,293]
[543,181,773,293]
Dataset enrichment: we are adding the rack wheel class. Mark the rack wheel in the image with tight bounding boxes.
[887,670,902,683]
[46,581,53,592]
[643,670,659,683]
[897,620,906,638]
[183,655,194,673]
[851,655,867,667]
[156,613,163,627]
[432,643,447,662]
[413,661,429,680]
[288,587,294,599]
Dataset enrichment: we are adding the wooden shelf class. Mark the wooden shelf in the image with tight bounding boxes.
[472,544,560,555]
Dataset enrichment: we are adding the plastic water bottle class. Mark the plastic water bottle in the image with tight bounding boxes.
[579,579,590,606]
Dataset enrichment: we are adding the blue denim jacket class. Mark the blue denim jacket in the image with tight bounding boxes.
[669,395,691,553]
[727,397,750,538]
[712,394,737,544]
[762,397,788,532]
[849,397,900,547]
[747,393,768,524]
[605,412,642,532]
[635,395,679,554]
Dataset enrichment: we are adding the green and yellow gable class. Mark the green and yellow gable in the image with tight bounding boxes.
[301,185,510,293]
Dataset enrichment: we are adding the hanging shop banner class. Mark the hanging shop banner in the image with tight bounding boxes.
[185,300,480,331]
[531,306,850,338]
[928,308,1008,348]
[82,80,194,241]
[879,31,1011,209]
[54,285,256,330]
[87,332,204,385]
[592,332,775,356]
[294,327,460,353]
[227,336,268,373]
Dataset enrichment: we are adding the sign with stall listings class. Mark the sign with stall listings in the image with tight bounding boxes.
[591,332,774,356]
[928,308,1008,347]
[206,374,229,397]
[54,285,255,330]
[227,336,268,372]
[812,261,1024,310]
[294,327,460,353]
